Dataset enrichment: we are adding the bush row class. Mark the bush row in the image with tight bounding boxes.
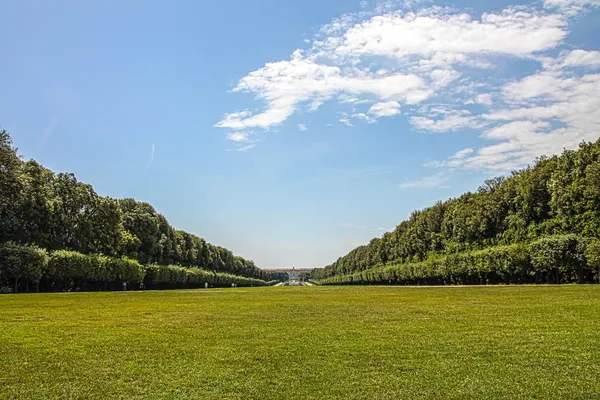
[0,243,48,292]
[0,244,266,292]
[143,264,267,289]
[314,235,600,286]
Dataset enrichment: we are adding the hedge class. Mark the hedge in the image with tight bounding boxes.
[0,242,48,292]
[143,264,267,289]
[315,237,598,286]
[1,244,265,293]
[529,234,588,283]
[585,238,600,283]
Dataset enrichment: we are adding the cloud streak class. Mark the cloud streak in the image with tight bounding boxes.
[37,117,60,151]
[145,144,155,173]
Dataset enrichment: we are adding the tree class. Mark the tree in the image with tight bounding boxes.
[0,130,23,242]
[585,239,600,283]
[0,243,48,292]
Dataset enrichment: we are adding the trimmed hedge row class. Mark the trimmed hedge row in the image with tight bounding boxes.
[143,264,266,289]
[314,235,600,286]
[0,244,266,292]
[0,243,48,292]
[47,250,145,284]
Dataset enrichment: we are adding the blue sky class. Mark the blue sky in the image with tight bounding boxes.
[1,0,599,268]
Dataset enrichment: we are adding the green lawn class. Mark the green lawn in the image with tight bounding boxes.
[1,286,599,399]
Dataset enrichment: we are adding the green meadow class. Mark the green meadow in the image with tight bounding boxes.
[1,285,599,399]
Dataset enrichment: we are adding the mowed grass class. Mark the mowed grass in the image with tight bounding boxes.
[1,286,599,399]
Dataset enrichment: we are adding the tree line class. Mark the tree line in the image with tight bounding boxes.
[312,139,600,285]
[0,129,267,292]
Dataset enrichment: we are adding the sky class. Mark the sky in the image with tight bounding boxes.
[1,0,599,269]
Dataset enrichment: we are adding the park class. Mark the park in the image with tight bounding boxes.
[2,0,600,397]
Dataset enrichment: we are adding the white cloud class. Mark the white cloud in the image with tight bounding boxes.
[410,111,485,132]
[329,9,566,59]
[459,76,600,171]
[339,112,355,127]
[476,93,493,106]
[226,131,251,142]
[562,49,600,67]
[422,160,445,168]
[502,72,577,102]
[543,0,599,17]
[353,112,377,123]
[340,95,370,104]
[451,148,474,159]
[369,101,401,117]
[298,124,308,131]
[545,0,600,6]
[217,6,567,132]
[399,172,450,188]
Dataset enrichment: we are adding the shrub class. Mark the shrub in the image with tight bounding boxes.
[144,264,187,288]
[530,235,586,283]
[315,243,533,286]
[585,238,600,283]
[0,243,48,291]
[107,257,144,283]
[48,250,96,282]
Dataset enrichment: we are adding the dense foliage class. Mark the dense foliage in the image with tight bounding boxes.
[0,130,265,292]
[264,270,290,282]
[313,139,600,285]
[314,238,600,285]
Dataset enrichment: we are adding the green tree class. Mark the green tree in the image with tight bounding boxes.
[0,130,23,242]
[585,239,600,283]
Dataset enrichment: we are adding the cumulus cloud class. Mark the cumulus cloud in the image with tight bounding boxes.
[328,9,565,59]
[410,111,485,132]
[369,101,402,117]
[562,49,600,67]
[476,94,493,106]
[545,0,600,6]
[544,0,600,14]
[217,0,600,171]
[339,112,355,126]
[217,5,568,131]
[451,148,474,159]
[298,124,308,131]
[226,131,251,142]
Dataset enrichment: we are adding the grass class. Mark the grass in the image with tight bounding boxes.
[1,285,599,399]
